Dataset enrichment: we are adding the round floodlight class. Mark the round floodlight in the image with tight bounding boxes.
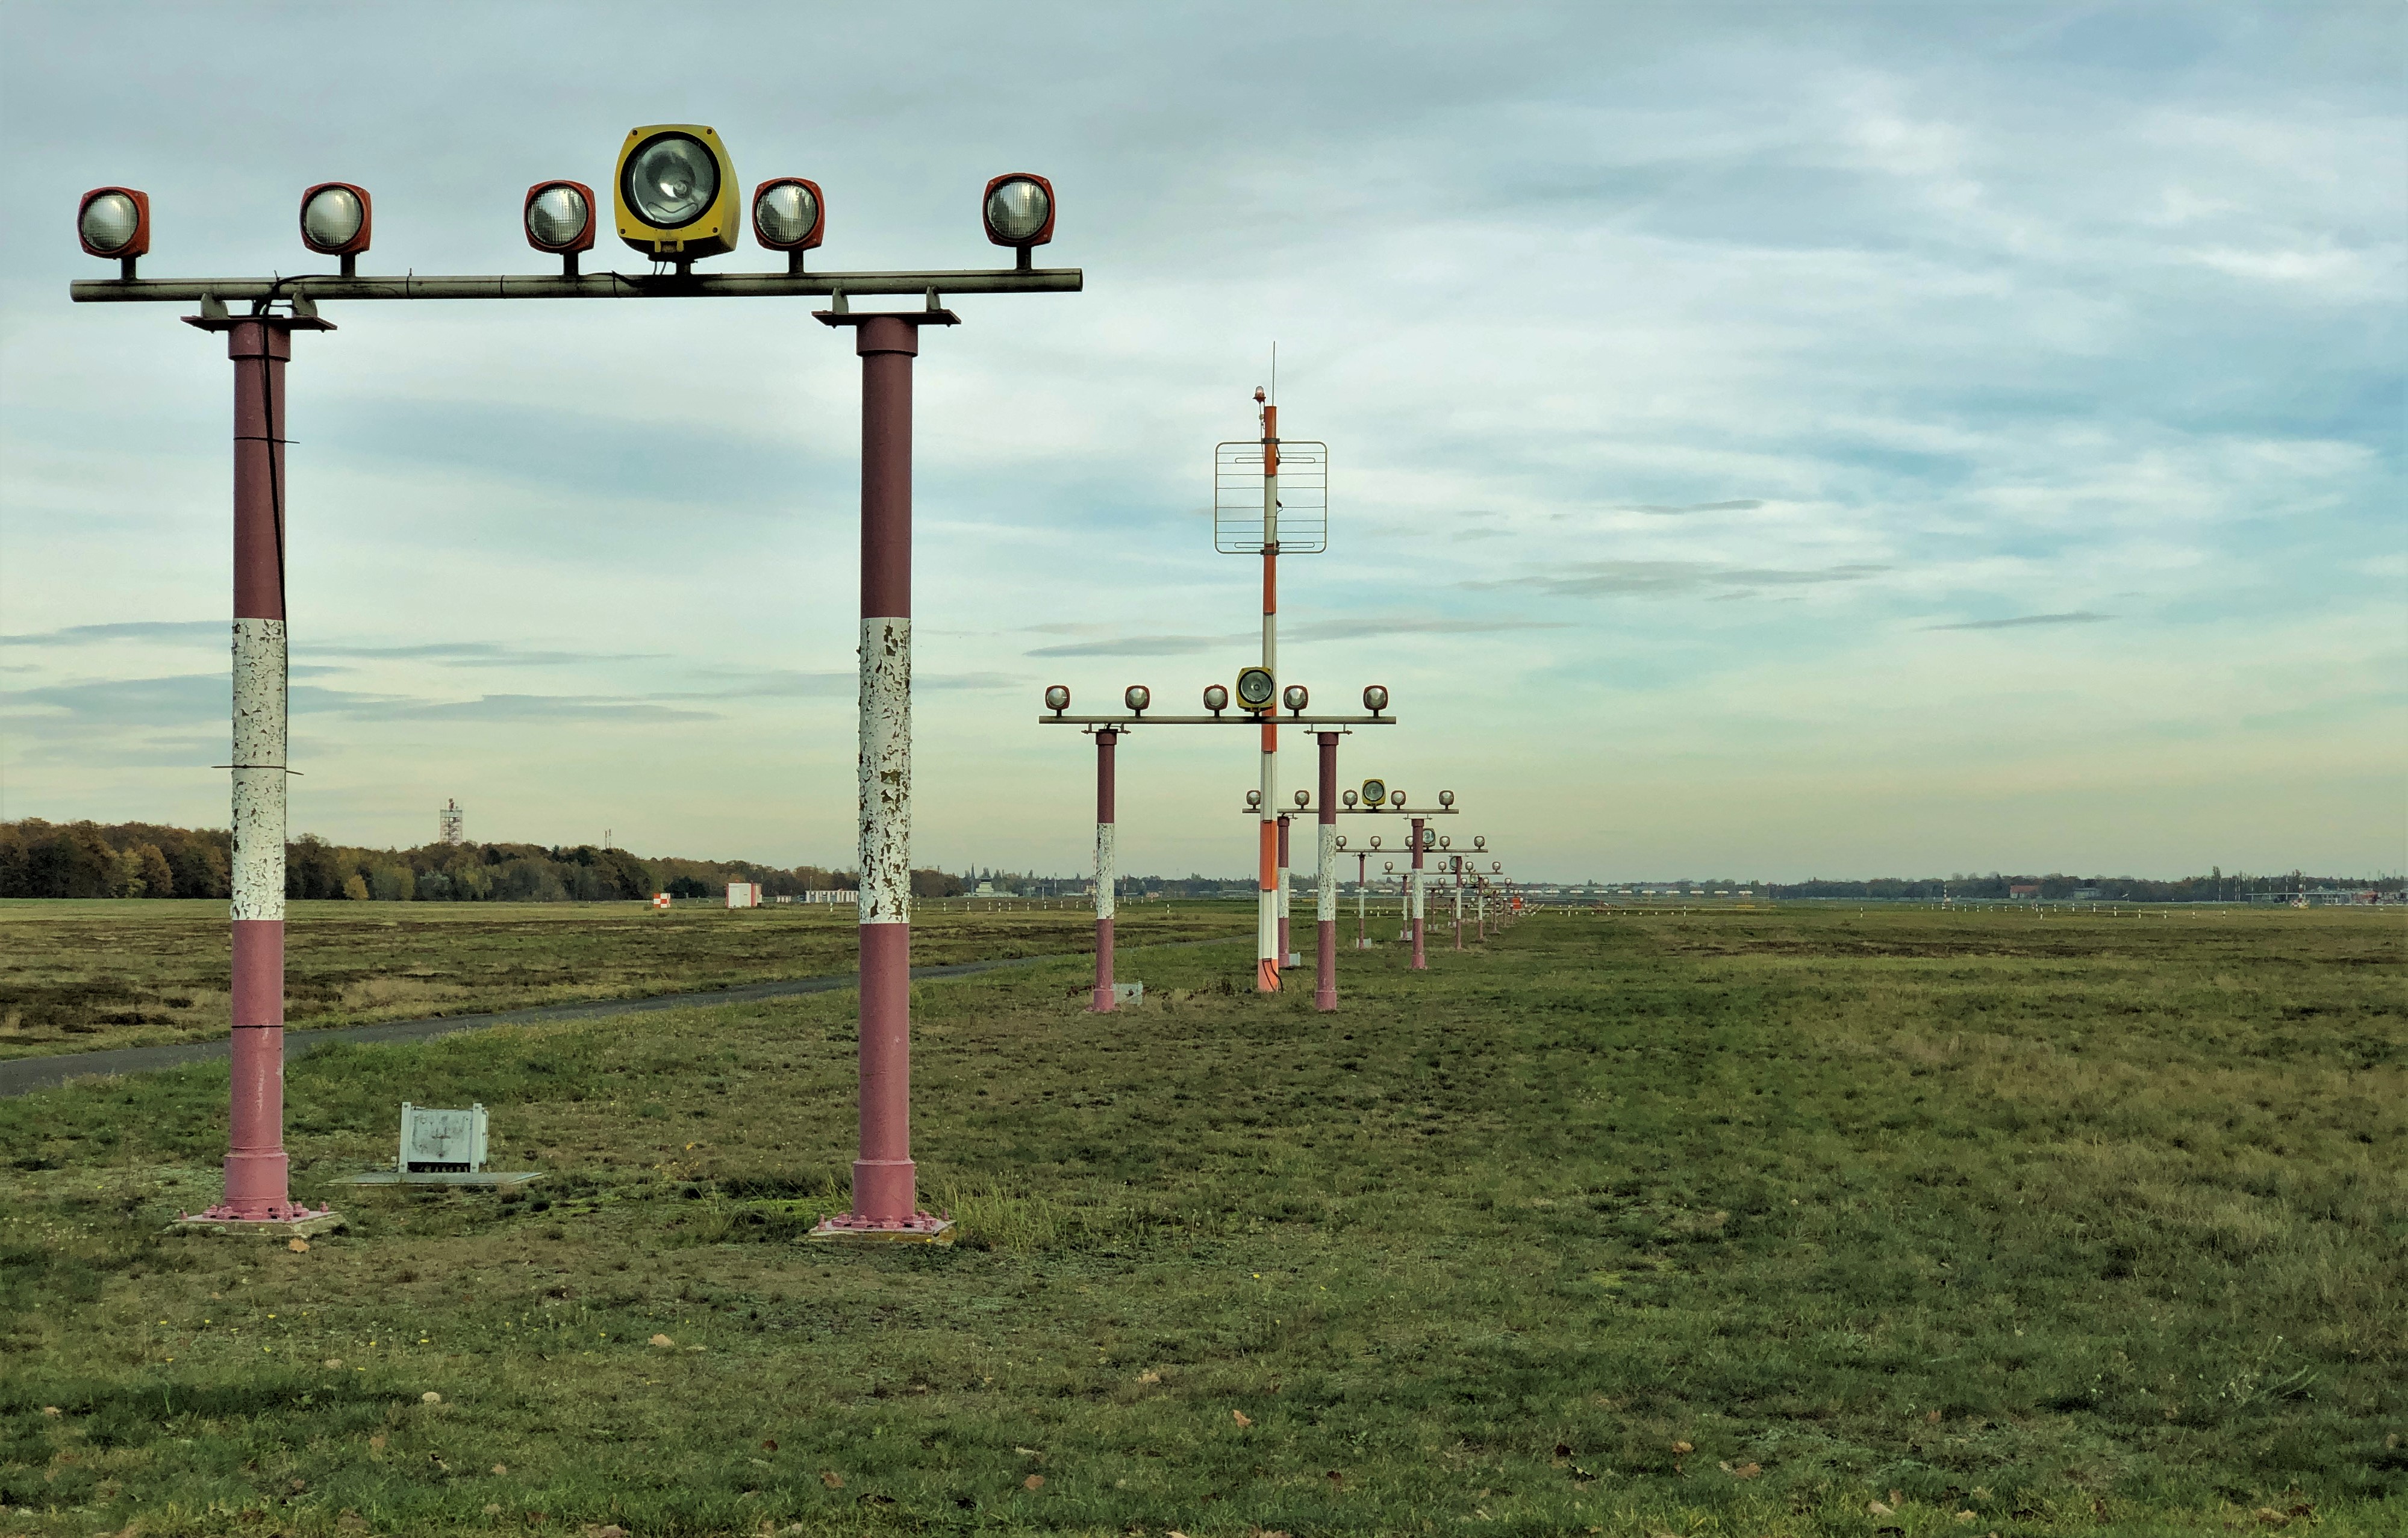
[1438,789,1455,808]
[1362,683,1389,713]
[1246,789,1262,809]
[752,178,824,249]
[1422,827,1437,847]
[1282,683,1309,713]
[1294,789,1309,808]
[1334,834,1349,850]
[1044,684,1070,713]
[1203,683,1229,714]
[982,173,1055,247]
[1391,791,1407,808]
[524,181,596,255]
[1369,835,1383,850]
[1492,861,1502,873]
[626,134,719,228]
[1440,835,1452,850]
[299,183,370,254]
[1343,789,1358,807]
[1474,835,1486,850]
[78,190,143,255]
[1383,861,1394,873]
[1235,666,1276,712]
[1124,684,1150,713]
[1361,778,1386,807]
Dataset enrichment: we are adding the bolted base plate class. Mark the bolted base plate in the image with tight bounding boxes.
[809,1213,954,1246]
[170,1210,345,1238]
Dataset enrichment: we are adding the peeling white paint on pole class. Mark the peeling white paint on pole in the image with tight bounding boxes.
[230,618,285,921]
[1317,824,1337,923]
[1095,820,1115,922]
[858,616,911,926]
[1409,870,1424,921]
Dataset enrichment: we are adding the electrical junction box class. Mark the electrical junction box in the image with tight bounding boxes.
[399,1102,487,1174]
[346,1103,535,1187]
[1112,982,1143,1006]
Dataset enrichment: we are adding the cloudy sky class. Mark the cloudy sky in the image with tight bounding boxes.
[2,2,2400,882]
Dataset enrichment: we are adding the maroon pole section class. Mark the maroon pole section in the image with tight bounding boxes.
[1091,727,1118,1013]
[1314,732,1339,1011]
[814,306,957,1239]
[1410,815,1429,971]
[186,312,333,1227]
[1276,814,1291,968]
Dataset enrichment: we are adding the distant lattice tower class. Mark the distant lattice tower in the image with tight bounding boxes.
[438,799,466,845]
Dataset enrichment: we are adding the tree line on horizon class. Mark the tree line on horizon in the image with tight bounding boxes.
[2,820,2390,904]
[0,820,968,903]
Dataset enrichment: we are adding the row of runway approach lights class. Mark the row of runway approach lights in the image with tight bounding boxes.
[78,125,1057,278]
[1040,676,1521,1017]
[70,128,1514,1241]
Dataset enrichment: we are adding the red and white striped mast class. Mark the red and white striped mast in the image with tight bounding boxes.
[1253,385,1280,992]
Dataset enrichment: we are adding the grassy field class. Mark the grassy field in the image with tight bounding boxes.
[0,904,2401,1536]
[0,899,1249,1059]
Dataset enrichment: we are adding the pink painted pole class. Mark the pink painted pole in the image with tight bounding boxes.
[1314,732,1338,1011]
[816,307,955,1236]
[195,315,329,1224]
[1091,727,1117,1012]
[1410,815,1428,971]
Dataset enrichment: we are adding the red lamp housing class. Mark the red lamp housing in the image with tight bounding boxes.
[522,181,597,254]
[751,178,826,251]
[981,172,1056,249]
[298,182,373,257]
[77,187,151,261]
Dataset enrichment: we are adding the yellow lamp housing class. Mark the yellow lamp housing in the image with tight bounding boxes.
[614,125,740,264]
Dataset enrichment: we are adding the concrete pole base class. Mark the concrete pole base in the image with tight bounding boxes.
[809,1215,955,1245]
[172,1208,342,1238]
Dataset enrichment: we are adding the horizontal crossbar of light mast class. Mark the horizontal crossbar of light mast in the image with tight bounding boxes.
[1038,714,1393,728]
[69,269,1082,304]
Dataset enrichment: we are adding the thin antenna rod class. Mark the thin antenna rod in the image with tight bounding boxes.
[1270,341,1277,406]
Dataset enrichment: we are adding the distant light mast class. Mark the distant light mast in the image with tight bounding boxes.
[1255,384,1280,993]
[438,798,465,845]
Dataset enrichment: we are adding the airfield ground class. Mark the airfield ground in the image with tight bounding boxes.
[0,900,1250,1059]
[0,903,2399,1536]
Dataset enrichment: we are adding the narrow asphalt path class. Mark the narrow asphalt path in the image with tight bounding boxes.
[0,936,1244,1100]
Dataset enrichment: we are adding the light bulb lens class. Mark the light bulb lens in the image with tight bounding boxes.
[626,133,718,227]
[753,179,819,246]
[80,191,139,252]
[302,187,364,249]
[526,184,590,249]
[1044,685,1070,712]
[985,176,1051,242]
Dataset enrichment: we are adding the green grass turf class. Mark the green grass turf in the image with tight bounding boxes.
[0,898,1247,1059]
[0,905,2400,1536]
